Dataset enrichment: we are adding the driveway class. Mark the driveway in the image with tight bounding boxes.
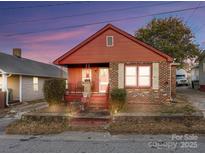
[177,86,205,116]
[0,132,204,152]
[0,102,48,135]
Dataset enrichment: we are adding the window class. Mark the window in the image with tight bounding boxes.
[33,77,38,91]
[138,66,151,87]
[125,65,151,88]
[106,36,113,47]
[82,68,92,82]
[125,66,137,86]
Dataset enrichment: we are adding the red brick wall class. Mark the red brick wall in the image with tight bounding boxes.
[109,61,172,105]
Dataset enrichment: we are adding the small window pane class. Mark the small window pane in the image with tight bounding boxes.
[138,77,150,86]
[126,66,136,76]
[126,76,137,86]
[82,68,92,81]
[139,66,150,76]
[106,36,113,46]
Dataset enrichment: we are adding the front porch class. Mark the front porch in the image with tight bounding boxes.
[65,63,110,110]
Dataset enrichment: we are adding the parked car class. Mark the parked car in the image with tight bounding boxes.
[176,75,189,86]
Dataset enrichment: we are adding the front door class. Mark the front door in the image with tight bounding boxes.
[99,68,109,93]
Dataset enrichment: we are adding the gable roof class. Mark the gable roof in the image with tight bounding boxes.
[0,52,67,78]
[54,24,173,65]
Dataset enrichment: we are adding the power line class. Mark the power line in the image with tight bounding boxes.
[4,4,205,37]
[0,2,178,26]
[185,2,202,24]
[0,2,87,10]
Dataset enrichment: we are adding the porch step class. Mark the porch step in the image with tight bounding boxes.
[89,94,108,109]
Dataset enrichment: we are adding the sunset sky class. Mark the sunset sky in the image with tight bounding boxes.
[0,1,205,64]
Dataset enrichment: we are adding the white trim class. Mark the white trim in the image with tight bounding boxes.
[99,68,109,93]
[1,73,9,106]
[19,75,23,102]
[118,63,124,88]
[152,63,159,89]
[106,36,114,47]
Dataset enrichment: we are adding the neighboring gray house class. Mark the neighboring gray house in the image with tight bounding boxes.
[191,65,199,89]
[0,48,67,106]
[199,52,205,92]
[191,52,205,91]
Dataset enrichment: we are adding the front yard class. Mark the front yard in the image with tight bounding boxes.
[121,93,199,115]
[5,89,205,135]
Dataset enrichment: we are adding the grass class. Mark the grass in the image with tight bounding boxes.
[6,119,69,135]
[108,119,205,134]
[120,94,198,115]
[4,94,202,135]
[6,118,205,135]
[159,94,198,115]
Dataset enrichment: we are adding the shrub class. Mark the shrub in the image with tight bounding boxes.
[43,79,66,105]
[110,88,127,113]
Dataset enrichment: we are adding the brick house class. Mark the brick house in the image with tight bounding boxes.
[54,24,176,109]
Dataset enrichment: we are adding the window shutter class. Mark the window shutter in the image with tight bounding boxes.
[118,63,124,88]
[152,63,159,89]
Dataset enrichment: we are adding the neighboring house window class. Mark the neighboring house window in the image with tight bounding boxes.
[33,77,38,91]
[125,65,151,88]
[82,68,92,82]
[125,66,137,86]
[106,36,114,47]
[138,66,151,87]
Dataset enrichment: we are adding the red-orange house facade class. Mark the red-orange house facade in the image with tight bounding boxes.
[54,24,176,109]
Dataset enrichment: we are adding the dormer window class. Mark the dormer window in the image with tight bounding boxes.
[106,36,114,47]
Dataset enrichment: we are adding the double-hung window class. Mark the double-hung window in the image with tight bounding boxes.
[125,66,137,86]
[33,77,39,91]
[125,65,151,88]
[138,66,151,87]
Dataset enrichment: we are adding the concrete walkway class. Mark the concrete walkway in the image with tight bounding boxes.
[0,102,48,135]
[177,86,205,117]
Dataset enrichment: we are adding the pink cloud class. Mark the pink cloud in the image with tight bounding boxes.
[18,26,94,63]
[20,28,89,43]
[22,43,69,63]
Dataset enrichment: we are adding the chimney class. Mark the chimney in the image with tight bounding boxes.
[13,48,21,58]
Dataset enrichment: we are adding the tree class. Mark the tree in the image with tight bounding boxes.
[135,17,201,66]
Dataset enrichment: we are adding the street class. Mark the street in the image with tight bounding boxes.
[0,132,205,153]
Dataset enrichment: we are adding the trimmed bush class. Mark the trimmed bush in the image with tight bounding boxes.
[110,88,127,113]
[43,79,66,105]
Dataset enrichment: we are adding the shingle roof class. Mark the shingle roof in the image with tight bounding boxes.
[0,52,67,78]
